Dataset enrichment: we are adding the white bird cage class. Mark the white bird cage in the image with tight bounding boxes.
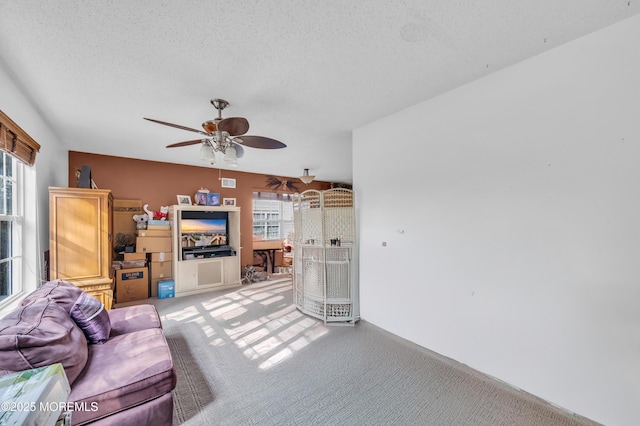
[292,188,358,325]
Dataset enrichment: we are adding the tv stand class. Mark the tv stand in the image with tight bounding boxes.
[169,205,241,296]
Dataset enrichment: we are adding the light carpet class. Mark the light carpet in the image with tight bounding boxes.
[144,279,599,426]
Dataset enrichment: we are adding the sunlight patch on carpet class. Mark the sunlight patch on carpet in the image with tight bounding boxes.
[163,305,200,321]
[230,280,329,370]
[163,279,329,370]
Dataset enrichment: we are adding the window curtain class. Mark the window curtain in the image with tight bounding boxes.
[0,109,41,166]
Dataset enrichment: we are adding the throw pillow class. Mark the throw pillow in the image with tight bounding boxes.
[70,292,111,344]
[0,298,88,384]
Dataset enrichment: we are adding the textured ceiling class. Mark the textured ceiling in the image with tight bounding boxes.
[1,1,638,183]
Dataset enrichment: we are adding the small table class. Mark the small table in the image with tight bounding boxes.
[253,240,282,274]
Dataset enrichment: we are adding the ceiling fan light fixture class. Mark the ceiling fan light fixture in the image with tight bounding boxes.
[200,142,215,164]
[299,168,315,184]
[224,145,238,167]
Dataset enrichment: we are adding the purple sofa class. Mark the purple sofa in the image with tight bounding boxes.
[0,280,177,425]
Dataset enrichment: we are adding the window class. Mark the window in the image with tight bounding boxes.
[0,109,39,312]
[0,152,23,302]
[252,192,294,241]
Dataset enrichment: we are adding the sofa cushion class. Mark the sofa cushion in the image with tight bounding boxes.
[22,279,85,311]
[108,304,162,336]
[68,328,176,425]
[70,292,111,344]
[0,298,88,384]
[22,279,111,344]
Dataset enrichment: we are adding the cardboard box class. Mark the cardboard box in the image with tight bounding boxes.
[113,260,146,269]
[136,236,171,253]
[146,221,171,231]
[115,252,147,269]
[151,252,172,262]
[149,252,172,297]
[115,267,148,303]
[124,252,147,260]
[150,278,159,297]
[114,200,143,251]
[137,229,172,238]
[150,277,168,297]
[146,225,171,231]
[158,280,175,299]
[150,261,172,279]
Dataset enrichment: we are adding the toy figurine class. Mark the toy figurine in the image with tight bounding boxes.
[143,204,169,221]
[132,214,149,230]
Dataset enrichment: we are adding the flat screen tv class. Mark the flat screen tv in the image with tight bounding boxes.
[180,210,229,249]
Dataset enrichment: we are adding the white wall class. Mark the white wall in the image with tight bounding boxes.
[354,14,640,426]
[1,61,69,286]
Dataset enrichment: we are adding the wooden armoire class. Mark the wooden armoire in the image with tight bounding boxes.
[49,187,114,309]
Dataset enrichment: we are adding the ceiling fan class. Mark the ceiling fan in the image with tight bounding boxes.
[144,98,286,166]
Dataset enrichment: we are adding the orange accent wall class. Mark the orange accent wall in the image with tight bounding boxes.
[68,151,333,268]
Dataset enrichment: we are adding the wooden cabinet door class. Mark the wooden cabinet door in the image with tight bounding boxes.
[49,187,113,285]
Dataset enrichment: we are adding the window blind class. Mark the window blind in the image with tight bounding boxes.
[0,110,41,166]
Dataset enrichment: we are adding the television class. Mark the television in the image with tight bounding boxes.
[180,211,229,259]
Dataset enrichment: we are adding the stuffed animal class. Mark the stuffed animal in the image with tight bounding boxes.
[143,204,169,221]
[132,214,149,230]
[157,205,169,220]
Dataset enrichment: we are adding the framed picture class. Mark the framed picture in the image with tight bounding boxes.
[177,195,192,205]
[223,197,236,206]
[195,191,209,206]
[207,193,220,206]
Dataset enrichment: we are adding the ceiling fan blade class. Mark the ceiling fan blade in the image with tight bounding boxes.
[144,117,208,135]
[202,120,217,133]
[166,139,204,148]
[217,117,250,136]
[231,142,245,158]
[235,135,287,149]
